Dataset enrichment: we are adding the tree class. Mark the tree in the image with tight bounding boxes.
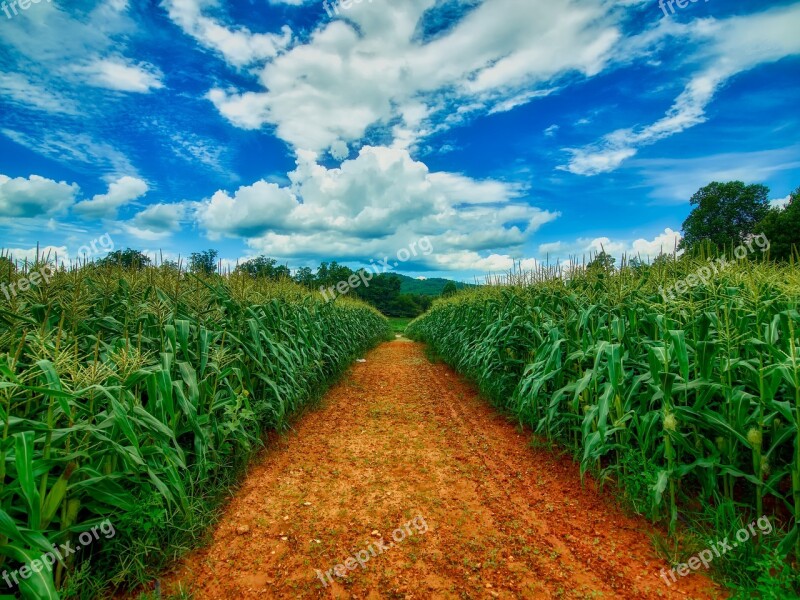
[441,281,458,297]
[756,186,800,261]
[190,249,218,275]
[236,256,290,280]
[587,251,615,275]
[294,266,315,288]
[680,182,770,250]
[355,273,401,308]
[315,261,355,289]
[97,249,151,270]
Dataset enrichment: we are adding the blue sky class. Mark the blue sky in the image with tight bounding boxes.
[0,0,798,279]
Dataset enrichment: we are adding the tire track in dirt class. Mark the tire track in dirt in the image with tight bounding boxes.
[159,340,724,599]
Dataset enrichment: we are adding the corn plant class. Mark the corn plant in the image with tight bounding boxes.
[408,253,800,586]
[0,262,389,598]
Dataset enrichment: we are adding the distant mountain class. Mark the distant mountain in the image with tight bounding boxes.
[395,273,474,296]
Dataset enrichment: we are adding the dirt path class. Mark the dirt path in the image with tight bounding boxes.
[163,340,724,599]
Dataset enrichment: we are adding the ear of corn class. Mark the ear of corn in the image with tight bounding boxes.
[0,263,388,596]
[408,256,800,565]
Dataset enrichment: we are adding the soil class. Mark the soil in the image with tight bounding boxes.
[160,340,725,599]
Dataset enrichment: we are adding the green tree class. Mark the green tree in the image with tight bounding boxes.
[587,251,615,275]
[236,256,290,280]
[315,261,355,289]
[190,249,218,275]
[355,273,401,308]
[441,281,458,297]
[294,266,315,288]
[756,186,800,261]
[97,249,151,270]
[680,181,770,250]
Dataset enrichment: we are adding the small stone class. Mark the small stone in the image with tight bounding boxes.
[303,502,312,506]
[236,525,250,535]
[281,536,288,541]
[371,530,380,537]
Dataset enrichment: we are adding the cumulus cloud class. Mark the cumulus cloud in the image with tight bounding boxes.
[1,246,70,267]
[770,195,791,209]
[194,145,558,270]
[204,0,624,153]
[124,201,194,240]
[538,228,683,263]
[0,174,79,218]
[73,176,149,219]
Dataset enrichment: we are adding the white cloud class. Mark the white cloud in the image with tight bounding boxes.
[630,227,682,257]
[635,146,800,203]
[124,201,194,240]
[72,57,164,93]
[160,0,292,67]
[194,145,558,270]
[169,132,229,174]
[0,174,79,218]
[0,246,70,267]
[0,73,78,114]
[770,195,791,209]
[204,0,625,153]
[538,228,683,263]
[329,140,349,161]
[73,176,149,219]
[0,1,156,174]
[564,4,800,175]
[2,129,140,179]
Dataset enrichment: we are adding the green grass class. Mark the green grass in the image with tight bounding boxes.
[388,317,413,335]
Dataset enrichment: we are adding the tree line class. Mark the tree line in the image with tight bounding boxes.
[89,250,435,318]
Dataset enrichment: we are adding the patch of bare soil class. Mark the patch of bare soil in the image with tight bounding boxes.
[161,341,724,599]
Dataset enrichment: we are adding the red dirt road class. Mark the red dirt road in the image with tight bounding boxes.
[163,340,724,599]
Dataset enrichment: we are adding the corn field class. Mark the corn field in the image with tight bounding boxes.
[0,262,388,598]
[408,255,800,584]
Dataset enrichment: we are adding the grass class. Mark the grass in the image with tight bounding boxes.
[387,318,413,335]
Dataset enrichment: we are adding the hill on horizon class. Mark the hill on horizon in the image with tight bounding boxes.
[396,273,475,296]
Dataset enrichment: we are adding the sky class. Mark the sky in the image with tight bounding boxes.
[0,0,798,280]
